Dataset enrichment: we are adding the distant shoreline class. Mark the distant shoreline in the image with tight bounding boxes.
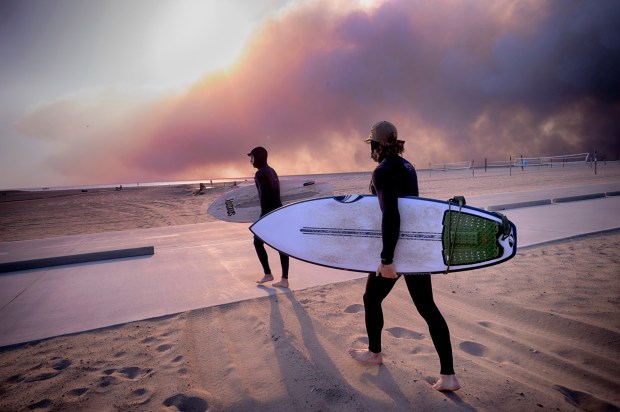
[1,162,619,243]
[3,160,618,193]
[0,177,254,193]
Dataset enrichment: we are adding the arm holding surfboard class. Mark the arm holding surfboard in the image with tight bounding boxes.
[373,158,403,279]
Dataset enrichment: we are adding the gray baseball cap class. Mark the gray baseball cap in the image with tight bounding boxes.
[364,121,403,144]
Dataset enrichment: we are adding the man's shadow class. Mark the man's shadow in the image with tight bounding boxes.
[265,288,415,409]
[267,285,475,410]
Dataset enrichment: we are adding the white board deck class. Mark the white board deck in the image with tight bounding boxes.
[208,180,333,223]
[250,195,517,274]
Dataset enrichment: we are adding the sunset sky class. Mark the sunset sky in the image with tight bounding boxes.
[1,0,619,189]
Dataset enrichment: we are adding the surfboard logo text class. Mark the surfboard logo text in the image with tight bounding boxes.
[225,199,236,216]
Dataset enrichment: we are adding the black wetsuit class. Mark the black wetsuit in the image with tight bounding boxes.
[366,154,454,375]
[252,149,289,278]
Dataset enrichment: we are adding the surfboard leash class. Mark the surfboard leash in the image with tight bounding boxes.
[445,196,466,274]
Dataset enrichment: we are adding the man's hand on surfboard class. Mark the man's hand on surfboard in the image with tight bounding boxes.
[377,263,398,279]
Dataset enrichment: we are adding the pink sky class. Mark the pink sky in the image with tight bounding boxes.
[3,0,619,188]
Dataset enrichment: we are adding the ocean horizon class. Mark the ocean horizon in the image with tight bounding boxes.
[3,171,371,193]
[3,158,612,193]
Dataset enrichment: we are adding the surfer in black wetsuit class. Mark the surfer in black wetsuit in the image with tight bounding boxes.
[248,146,290,288]
[348,121,460,392]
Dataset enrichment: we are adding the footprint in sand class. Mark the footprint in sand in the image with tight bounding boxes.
[117,366,147,379]
[344,304,364,313]
[6,374,23,383]
[24,370,61,383]
[67,387,89,398]
[140,336,158,344]
[51,358,71,370]
[299,297,327,305]
[161,328,181,337]
[459,341,488,357]
[459,340,507,363]
[157,343,175,352]
[100,366,152,386]
[553,385,618,411]
[162,354,185,371]
[22,357,72,382]
[152,337,183,372]
[27,399,52,410]
[385,327,424,340]
[97,375,119,388]
[478,321,517,336]
[127,388,152,406]
[163,394,209,412]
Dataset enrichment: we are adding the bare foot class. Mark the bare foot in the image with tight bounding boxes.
[273,278,289,288]
[256,274,274,284]
[348,348,382,364]
[432,374,461,391]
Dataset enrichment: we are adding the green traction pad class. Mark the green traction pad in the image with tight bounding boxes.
[442,211,501,266]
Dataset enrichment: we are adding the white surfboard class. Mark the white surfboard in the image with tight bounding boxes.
[207,180,333,223]
[250,195,517,274]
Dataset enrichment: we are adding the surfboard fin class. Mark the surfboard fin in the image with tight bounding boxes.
[491,211,512,237]
[448,196,466,206]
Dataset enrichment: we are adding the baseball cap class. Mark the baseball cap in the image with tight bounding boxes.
[247,146,267,157]
[364,121,403,144]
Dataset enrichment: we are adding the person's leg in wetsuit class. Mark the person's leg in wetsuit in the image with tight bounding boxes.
[404,274,459,390]
[403,274,454,374]
[348,272,398,364]
[273,252,290,288]
[254,236,274,284]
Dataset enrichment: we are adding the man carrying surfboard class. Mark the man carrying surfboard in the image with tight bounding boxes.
[248,146,290,288]
[348,121,461,392]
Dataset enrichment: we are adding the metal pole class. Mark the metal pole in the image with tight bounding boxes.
[595,150,598,175]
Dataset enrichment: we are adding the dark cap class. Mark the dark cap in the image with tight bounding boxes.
[247,146,268,157]
[364,121,404,144]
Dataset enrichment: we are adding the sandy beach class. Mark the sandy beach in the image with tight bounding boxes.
[1,163,619,411]
[1,163,619,243]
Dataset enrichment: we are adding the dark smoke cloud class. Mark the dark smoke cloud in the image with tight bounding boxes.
[19,0,620,182]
